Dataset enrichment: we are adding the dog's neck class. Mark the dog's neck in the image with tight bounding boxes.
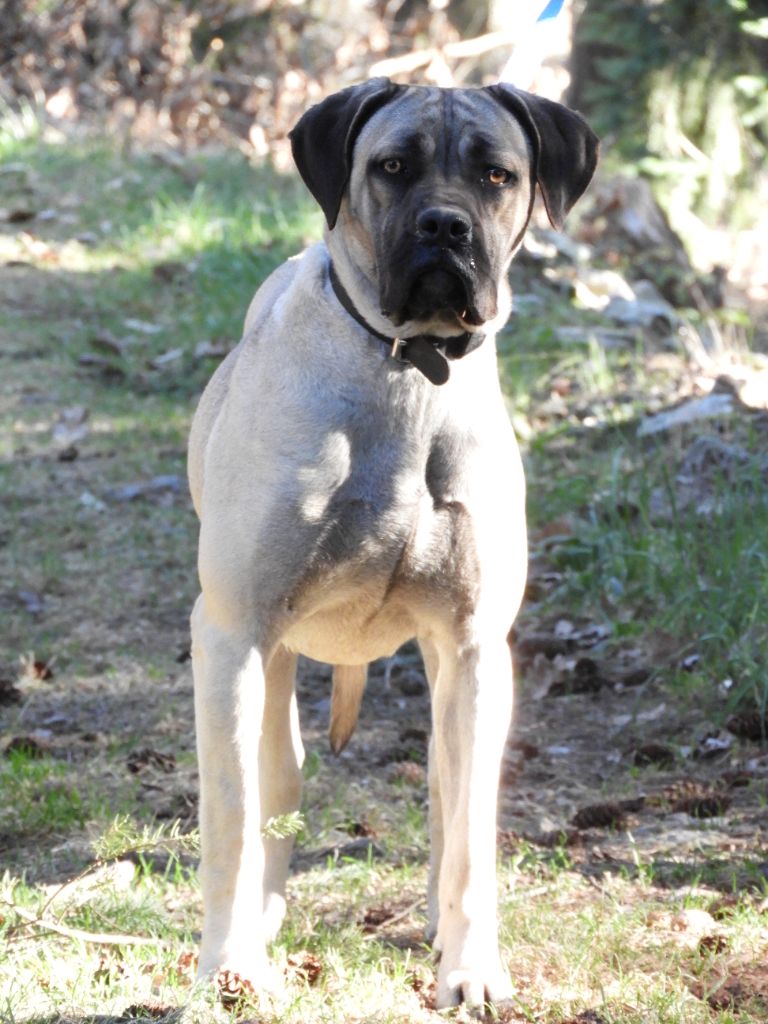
[326,260,484,386]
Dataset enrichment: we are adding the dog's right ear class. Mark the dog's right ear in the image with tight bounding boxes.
[289,77,405,230]
[486,84,599,231]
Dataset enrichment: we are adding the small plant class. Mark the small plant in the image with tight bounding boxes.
[93,815,200,863]
[262,811,305,840]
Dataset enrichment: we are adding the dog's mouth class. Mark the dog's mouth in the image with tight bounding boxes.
[383,264,486,329]
[405,269,470,321]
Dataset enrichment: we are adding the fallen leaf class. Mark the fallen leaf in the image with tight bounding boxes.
[121,1002,175,1020]
[175,949,198,975]
[19,653,55,680]
[388,761,425,785]
[19,232,59,262]
[126,748,176,774]
[509,738,539,759]
[673,794,730,819]
[407,965,437,1010]
[571,802,625,830]
[727,711,768,741]
[698,934,728,955]
[528,652,572,700]
[6,208,37,223]
[548,656,608,696]
[360,905,395,932]
[94,953,126,983]
[634,742,675,767]
[346,819,376,838]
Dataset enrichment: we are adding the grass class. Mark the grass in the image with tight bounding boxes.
[1,112,767,1023]
[524,425,768,711]
[0,747,95,834]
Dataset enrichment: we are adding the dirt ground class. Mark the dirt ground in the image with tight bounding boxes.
[6,591,768,896]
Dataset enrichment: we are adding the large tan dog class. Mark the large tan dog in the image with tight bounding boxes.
[188,78,597,1013]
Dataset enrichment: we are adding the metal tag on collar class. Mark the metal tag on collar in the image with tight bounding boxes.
[391,337,405,360]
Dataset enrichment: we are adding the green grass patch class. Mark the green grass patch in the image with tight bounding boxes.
[0,747,95,834]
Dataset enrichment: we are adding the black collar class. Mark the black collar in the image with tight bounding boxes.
[328,262,484,386]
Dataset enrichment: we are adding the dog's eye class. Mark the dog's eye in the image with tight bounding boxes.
[381,158,404,175]
[485,167,514,187]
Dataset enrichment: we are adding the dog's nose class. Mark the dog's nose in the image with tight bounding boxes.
[416,206,472,246]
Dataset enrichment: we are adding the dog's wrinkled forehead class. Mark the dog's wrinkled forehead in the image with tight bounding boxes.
[353,87,532,180]
[289,78,598,233]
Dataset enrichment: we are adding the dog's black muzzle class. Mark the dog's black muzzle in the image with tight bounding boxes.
[379,201,494,329]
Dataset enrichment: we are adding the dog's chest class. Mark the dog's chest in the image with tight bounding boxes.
[278,427,478,663]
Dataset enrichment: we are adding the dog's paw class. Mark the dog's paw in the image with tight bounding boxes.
[436,951,513,1015]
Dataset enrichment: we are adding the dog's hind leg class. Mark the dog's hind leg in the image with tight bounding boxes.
[260,645,303,941]
[191,594,278,990]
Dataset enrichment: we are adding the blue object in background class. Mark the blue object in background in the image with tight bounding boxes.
[537,0,565,22]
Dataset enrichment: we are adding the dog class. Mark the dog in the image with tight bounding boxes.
[188,78,597,1013]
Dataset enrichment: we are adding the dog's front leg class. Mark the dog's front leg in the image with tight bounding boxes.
[419,638,443,943]
[431,634,514,1012]
[191,594,279,991]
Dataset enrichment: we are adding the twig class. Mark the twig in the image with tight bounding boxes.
[5,901,166,948]
[362,898,425,940]
[369,30,518,78]
[505,884,551,903]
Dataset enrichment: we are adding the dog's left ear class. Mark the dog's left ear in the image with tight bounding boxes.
[290,77,405,230]
[486,84,599,231]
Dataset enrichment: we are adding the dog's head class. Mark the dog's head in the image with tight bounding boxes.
[290,79,598,335]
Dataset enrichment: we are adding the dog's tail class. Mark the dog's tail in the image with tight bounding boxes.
[329,664,368,755]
